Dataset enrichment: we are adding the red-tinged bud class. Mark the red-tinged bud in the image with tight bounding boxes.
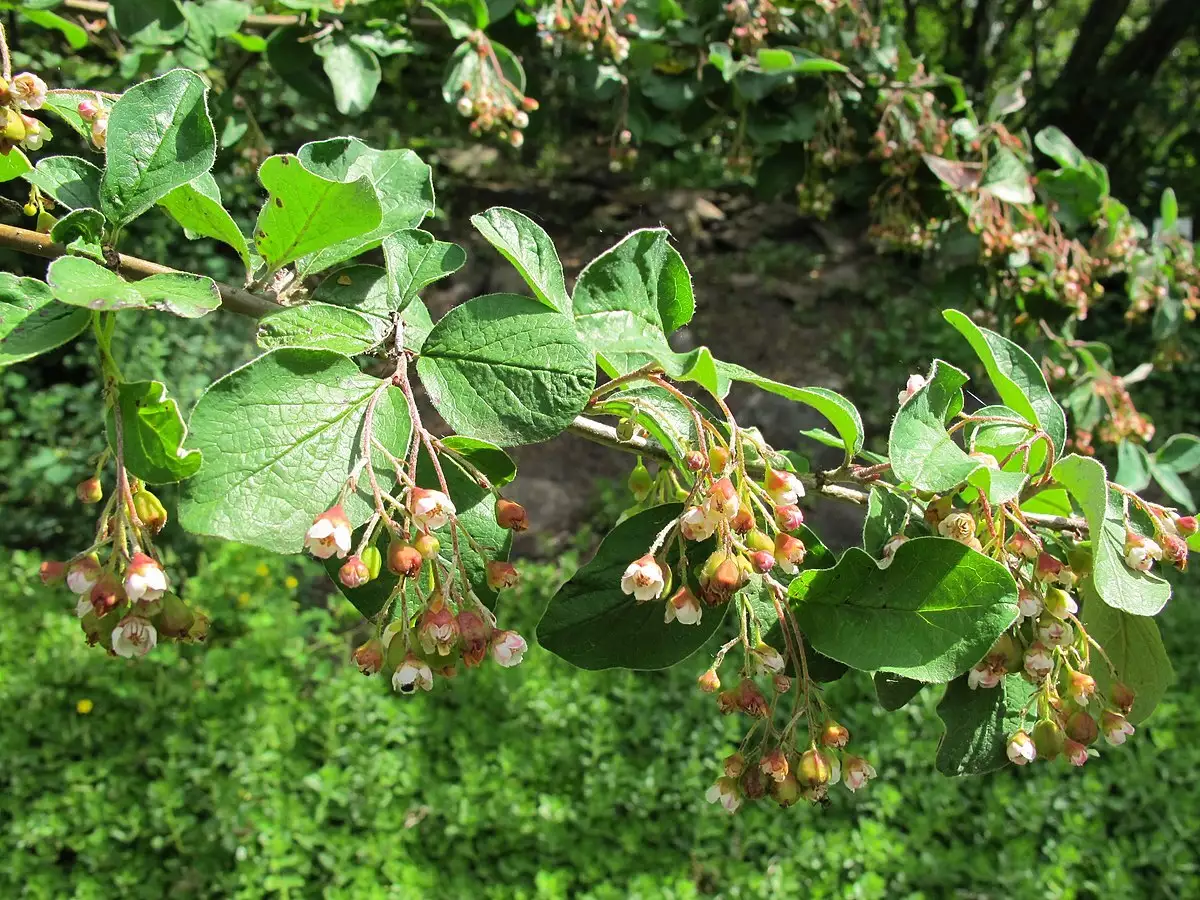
[353,638,384,674]
[1033,718,1065,761]
[495,498,528,532]
[1111,681,1136,715]
[716,689,739,714]
[797,748,831,787]
[486,560,520,591]
[708,446,730,475]
[736,678,770,718]
[1162,534,1188,571]
[1065,710,1099,745]
[457,608,493,668]
[339,555,371,588]
[89,575,124,617]
[684,450,705,472]
[1065,739,1089,766]
[387,539,423,577]
[414,533,441,560]
[39,560,65,585]
[132,490,168,533]
[154,593,194,638]
[764,468,804,506]
[821,721,850,748]
[77,98,99,119]
[76,476,102,504]
[775,504,804,531]
[771,771,801,807]
[360,545,382,580]
[521,96,539,112]
[1068,670,1097,706]
[746,530,773,554]
[697,668,721,693]
[1035,552,1067,584]
[773,674,792,693]
[1175,515,1198,536]
[740,766,768,800]
[724,752,746,778]
[418,593,459,657]
[760,748,789,782]
[708,477,739,520]
[1007,531,1039,560]
[704,557,743,606]
[730,507,754,534]
[749,549,775,574]
[774,533,806,574]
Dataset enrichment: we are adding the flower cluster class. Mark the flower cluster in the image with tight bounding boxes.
[76,94,109,150]
[0,71,51,155]
[454,31,539,148]
[305,486,531,694]
[40,475,206,657]
[535,0,633,62]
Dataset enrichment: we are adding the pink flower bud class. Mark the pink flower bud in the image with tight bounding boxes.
[305,505,352,560]
[1162,534,1188,571]
[1006,730,1036,765]
[1023,641,1054,680]
[679,505,719,542]
[1124,532,1162,573]
[765,468,804,506]
[457,609,493,668]
[77,98,99,120]
[1065,739,1089,766]
[39,560,65,586]
[339,555,371,588]
[486,560,520,590]
[1111,682,1136,715]
[774,504,804,531]
[1069,670,1096,706]
[697,669,721,693]
[418,594,459,657]
[750,550,775,573]
[773,533,806,574]
[729,508,754,534]
[1175,515,1198,536]
[898,372,927,404]
[1007,531,1039,560]
[760,748,790,782]
[66,554,102,595]
[76,476,102,504]
[490,630,527,667]
[684,450,705,471]
[495,498,528,531]
[353,638,383,674]
[1035,552,1068,584]
[1017,588,1042,619]
[1101,710,1135,746]
[123,552,167,603]
[89,575,124,617]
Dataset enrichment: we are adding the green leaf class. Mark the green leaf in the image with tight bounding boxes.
[862,485,911,558]
[316,39,381,116]
[0,279,89,367]
[439,436,517,487]
[425,0,489,39]
[293,138,434,277]
[256,303,383,354]
[980,148,1034,205]
[889,360,1027,503]
[41,89,108,141]
[50,208,106,261]
[538,503,727,670]
[47,257,220,319]
[592,385,699,457]
[1079,579,1173,724]
[1115,439,1152,491]
[252,153,382,273]
[180,349,412,554]
[471,207,570,314]
[159,173,251,270]
[417,293,595,446]
[107,0,187,45]
[100,69,217,226]
[0,147,31,182]
[722,367,864,465]
[26,156,102,210]
[1150,463,1194,509]
[1160,188,1178,233]
[382,229,466,313]
[935,675,1035,776]
[104,380,202,483]
[18,8,89,50]
[265,27,335,101]
[787,537,1019,682]
[873,672,925,711]
[1051,454,1170,616]
[1033,126,1087,170]
[312,264,432,350]
[755,46,847,74]
[943,308,1067,459]
[1156,434,1200,474]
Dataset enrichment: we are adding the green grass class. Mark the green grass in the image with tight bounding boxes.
[2,543,1198,899]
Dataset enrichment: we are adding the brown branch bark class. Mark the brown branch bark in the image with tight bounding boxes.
[61,0,300,29]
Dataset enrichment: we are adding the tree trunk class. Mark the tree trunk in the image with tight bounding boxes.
[1047,0,1131,109]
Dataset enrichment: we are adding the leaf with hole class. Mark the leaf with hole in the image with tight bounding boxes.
[105,380,202,483]
[47,257,221,319]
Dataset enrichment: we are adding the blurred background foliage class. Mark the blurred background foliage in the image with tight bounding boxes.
[2,0,1200,895]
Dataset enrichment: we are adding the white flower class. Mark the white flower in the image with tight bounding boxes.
[392,653,434,693]
[75,596,92,619]
[304,505,352,559]
[489,630,527,667]
[409,488,455,531]
[707,477,740,521]
[1102,711,1135,746]
[12,72,47,110]
[843,756,876,792]
[765,468,805,506]
[1006,731,1036,766]
[664,588,703,626]
[111,616,157,658]
[66,557,100,595]
[123,553,167,603]
[679,505,719,542]
[1124,536,1162,573]
[1038,619,1074,648]
[705,777,741,813]
[1017,589,1043,621]
[1023,642,1054,680]
[968,662,1001,690]
[898,373,927,405]
[620,554,666,602]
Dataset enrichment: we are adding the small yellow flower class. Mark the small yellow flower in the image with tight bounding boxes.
[237,592,251,608]
[255,563,270,577]
[76,699,94,715]
[284,575,299,590]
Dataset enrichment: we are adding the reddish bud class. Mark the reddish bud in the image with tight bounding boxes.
[716,689,739,714]
[486,560,520,590]
[775,504,804,531]
[1065,710,1099,745]
[387,539,423,577]
[1175,515,1198,536]
[730,507,754,534]
[1007,531,1039,561]
[339,555,371,589]
[821,721,850,748]
[772,673,792,693]
[39,560,66,585]
[684,450,706,471]
[495,498,529,531]
[1162,534,1188,571]
[773,533,806,573]
[724,752,746,778]
[1110,682,1136,715]
[89,575,124,617]
[353,638,384,674]
[1035,552,1067,584]
[736,678,769,718]
[76,476,102,505]
[697,668,721,693]
[760,748,789,782]
[750,550,775,573]
[457,608,493,667]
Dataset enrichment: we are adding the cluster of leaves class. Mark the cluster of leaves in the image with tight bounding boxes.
[0,52,1193,801]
